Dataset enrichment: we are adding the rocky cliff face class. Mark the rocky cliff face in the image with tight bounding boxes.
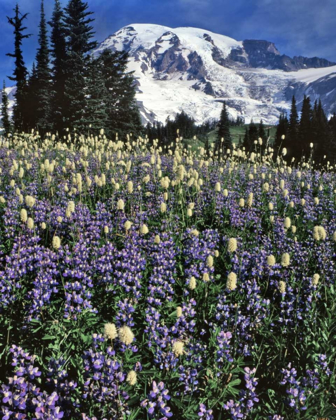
[227,40,335,71]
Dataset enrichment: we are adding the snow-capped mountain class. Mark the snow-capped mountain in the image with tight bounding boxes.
[95,24,336,125]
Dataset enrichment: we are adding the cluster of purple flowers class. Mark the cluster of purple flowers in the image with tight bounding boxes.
[140,381,173,419]
[0,345,64,420]
[223,367,259,419]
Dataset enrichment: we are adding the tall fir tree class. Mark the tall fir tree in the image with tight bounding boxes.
[85,56,108,135]
[285,96,299,161]
[48,0,67,135]
[258,119,267,154]
[328,113,336,163]
[258,119,266,141]
[215,101,232,160]
[98,49,142,140]
[1,81,11,135]
[243,119,258,152]
[298,95,312,161]
[6,4,31,132]
[35,0,52,134]
[25,63,39,130]
[313,99,330,164]
[63,0,97,133]
[243,127,249,151]
[274,112,288,156]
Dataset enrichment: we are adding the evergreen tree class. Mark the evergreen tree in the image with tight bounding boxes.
[35,0,52,134]
[63,0,97,133]
[298,95,312,160]
[285,96,299,161]
[328,113,336,164]
[258,119,266,141]
[174,110,196,139]
[1,81,11,135]
[243,127,249,152]
[215,101,232,160]
[313,99,331,164]
[25,63,39,130]
[243,119,258,152]
[98,49,142,140]
[49,0,67,135]
[249,120,258,145]
[85,56,108,135]
[274,112,288,155]
[6,4,31,132]
[258,119,267,154]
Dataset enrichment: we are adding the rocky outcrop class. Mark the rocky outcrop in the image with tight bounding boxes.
[226,40,336,71]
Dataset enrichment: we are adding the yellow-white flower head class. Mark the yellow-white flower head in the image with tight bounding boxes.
[25,195,36,208]
[52,236,61,250]
[104,323,118,340]
[127,181,133,194]
[118,325,134,345]
[20,208,28,223]
[278,281,286,294]
[267,255,276,267]
[228,238,237,253]
[281,253,290,267]
[227,272,237,291]
[247,192,253,207]
[172,340,184,357]
[124,220,132,231]
[27,218,34,230]
[206,255,214,268]
[126,370,137,386]
[140,224,149,235]
[312,274,320,286]
[313,226,326,241]
[284,217,291,229]
[117,199,125,210]
[189,276,196,290]
[160,202,167,213]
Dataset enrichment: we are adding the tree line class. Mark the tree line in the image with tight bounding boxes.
[274,96,336,165]
[1,0,142,139]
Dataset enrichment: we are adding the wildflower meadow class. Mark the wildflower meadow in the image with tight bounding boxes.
[0,131,335,420]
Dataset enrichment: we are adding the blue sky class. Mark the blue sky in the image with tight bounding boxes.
[0,0,335,86]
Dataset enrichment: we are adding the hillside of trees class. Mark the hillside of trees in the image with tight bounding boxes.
[274,96,336,166]
[1,0,142,139]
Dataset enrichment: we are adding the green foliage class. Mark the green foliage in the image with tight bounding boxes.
[35,0,52,134]
[6,4,31,132]
[214,101,232,160]
[1,81,11,136]
[97,49,143,140]
[63,0,97,133]
[48,0,68,136]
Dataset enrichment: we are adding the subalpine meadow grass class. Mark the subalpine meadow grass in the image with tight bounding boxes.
[0,131,335,419]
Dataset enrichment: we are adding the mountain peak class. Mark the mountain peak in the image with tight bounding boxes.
[94,24,336,126]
